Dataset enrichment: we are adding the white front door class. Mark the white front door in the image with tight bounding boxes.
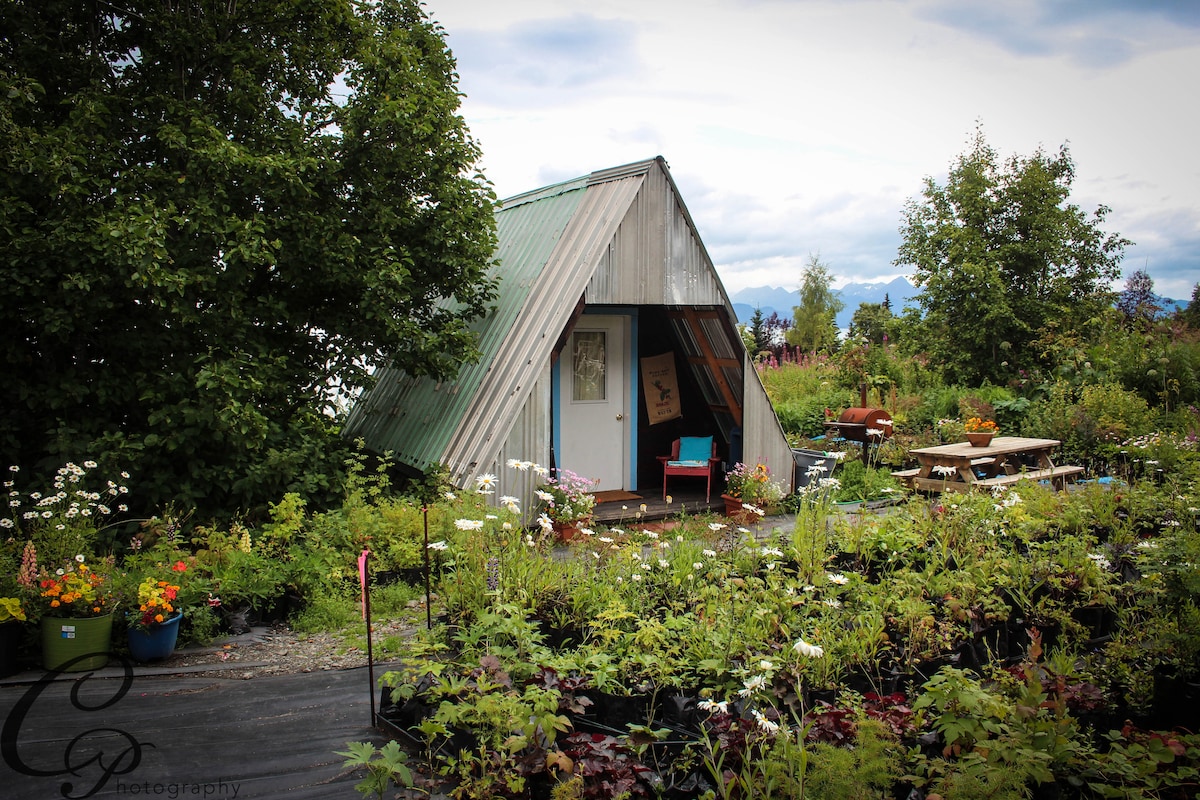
[559,315,628,491]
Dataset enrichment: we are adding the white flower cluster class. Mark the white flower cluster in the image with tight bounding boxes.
[2,462,130,531]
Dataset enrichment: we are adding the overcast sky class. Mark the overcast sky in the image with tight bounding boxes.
[429,0,1199,301]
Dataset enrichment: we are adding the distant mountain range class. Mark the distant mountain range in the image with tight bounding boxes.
[731,277,1187,327]
[731,276,919,328]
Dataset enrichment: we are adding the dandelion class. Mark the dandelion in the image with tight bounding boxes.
[793,637,824,658]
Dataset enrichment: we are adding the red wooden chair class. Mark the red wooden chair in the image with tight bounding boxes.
[657,436,721,502]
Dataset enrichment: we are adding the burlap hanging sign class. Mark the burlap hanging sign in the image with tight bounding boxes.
[640,352,681,424]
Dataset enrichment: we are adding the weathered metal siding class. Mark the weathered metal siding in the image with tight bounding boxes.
[586,160,727,306]
[472,364,552,506]
[341,177,589,473]
[439,172,646,485]
[740,350,797,491]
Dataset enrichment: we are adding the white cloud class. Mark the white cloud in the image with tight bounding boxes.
[432,0,1200,300]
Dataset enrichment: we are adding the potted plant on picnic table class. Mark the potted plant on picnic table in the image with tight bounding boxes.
[963,417,999,447]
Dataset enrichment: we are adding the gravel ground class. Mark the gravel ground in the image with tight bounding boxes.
[154,616,416,679]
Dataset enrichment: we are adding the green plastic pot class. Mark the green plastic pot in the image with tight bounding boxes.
[41,613,113,672]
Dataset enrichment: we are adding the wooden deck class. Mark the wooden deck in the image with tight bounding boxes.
[593,488,724,524]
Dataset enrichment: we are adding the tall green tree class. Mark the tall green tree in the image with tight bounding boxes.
[1117,268,1161,326]
[895,127,1128,385]
[1183,284,1200,330]
[747,306,769,356]
[0,0,498,517]
[848,301,895,346]
[786,254,843,354]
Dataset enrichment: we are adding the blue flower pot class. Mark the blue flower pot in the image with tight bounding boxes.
[127,612,183,662]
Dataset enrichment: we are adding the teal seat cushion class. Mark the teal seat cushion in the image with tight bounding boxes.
[678,436,713,463]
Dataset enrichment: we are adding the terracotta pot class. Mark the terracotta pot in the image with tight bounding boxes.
[721,494,762,524]
[966,431,996,447]
[551,521,584,543]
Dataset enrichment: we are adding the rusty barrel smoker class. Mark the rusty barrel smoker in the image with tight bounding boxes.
[824,407,893,465]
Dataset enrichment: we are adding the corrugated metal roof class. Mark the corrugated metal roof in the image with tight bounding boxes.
[341,174,592,472]
[344,160,653,484]
[441,171,647,483]
[344,156,795,491]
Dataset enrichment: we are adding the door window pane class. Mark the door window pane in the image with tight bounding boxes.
[572,331,606,402]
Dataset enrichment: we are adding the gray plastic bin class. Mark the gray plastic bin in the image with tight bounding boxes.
[793,448,835,489]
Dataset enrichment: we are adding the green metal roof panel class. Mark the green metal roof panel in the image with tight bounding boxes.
[342,178,591,469]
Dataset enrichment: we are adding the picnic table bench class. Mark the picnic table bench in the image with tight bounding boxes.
[892,437,1084,493]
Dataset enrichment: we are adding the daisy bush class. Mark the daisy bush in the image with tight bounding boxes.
[2,461,131,567]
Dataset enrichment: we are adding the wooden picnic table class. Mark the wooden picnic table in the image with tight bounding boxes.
[892,436,1084,493]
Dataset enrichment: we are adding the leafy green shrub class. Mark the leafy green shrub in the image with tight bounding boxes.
[831,461,903,503]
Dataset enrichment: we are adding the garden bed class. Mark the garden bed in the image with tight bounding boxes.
[368,451,1200,799]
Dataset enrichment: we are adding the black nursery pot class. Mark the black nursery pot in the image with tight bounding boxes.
[0,622,23,677]
[589,691,651,730]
